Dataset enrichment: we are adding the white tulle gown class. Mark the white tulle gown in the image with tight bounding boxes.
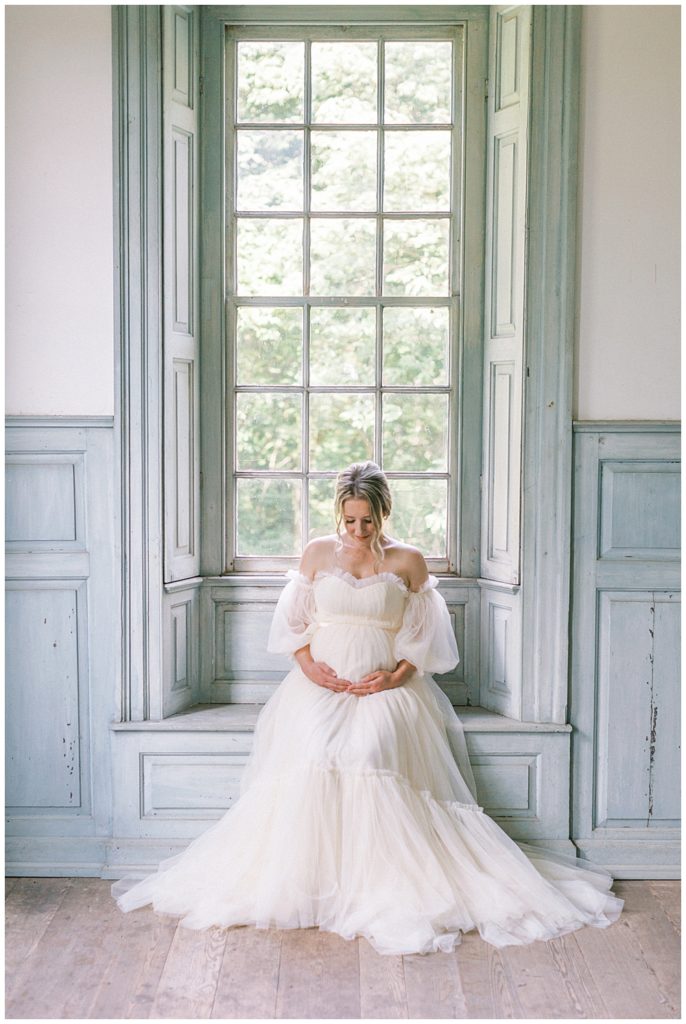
[112,568,624,955]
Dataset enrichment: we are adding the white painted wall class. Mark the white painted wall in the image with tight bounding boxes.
[4,5,680,422]
[6,5,114,416]
[576,5,680,420]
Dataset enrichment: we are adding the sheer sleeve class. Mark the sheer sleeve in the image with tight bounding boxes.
[266,570,317,658]
[393,575,459,675]
[395,576,478,802]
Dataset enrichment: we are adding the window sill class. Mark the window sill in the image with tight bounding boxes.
[110,703,571,733]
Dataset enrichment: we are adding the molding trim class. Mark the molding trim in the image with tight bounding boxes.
[112,5,165,721]
[573,420,681,433]
[201,5,489,25]
[5,416,115,429]
[519,5,581,724]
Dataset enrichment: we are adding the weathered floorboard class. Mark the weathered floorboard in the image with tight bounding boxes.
[5,878,73,984]
[89,905,178,1019]
[275,927,361,1019]
[613,880,681,1016]
[149,922,228,1019]
[4,879,680,1020]
[358,937,408,1019]
[501,931,607,1019]
[649,878,681,935]
[574,898,678,1019]
[6,878,124,1019]
[211,926,282,1019]
[403,949,467,1019]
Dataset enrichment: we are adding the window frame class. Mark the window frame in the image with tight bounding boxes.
[227,24,463,572]
[115,4,582,725]
[199,6,489,578]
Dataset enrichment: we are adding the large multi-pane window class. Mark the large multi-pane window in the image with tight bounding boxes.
[226,27,463,570]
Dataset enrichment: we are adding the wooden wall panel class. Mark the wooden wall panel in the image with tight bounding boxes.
[6,458,82,544]
[163,581,201,717]
[163,5,200,585]
[142,752,249,818]
[571,423,680,877]
[479,582,521,718]
[173,358,194,556]
[492,135,517,334]
[6,585,85,809]
[480,5,531,585]
[594,590,680,829]
[5,418,116,874]
[599,460,680,559]
[488,361,514,561]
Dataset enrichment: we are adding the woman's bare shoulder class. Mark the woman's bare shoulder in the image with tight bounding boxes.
[382,541,429,587]
[299,535,338,577]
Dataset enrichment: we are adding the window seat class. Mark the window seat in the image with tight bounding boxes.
[110,703,571,734]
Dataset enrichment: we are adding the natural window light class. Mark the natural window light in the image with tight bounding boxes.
[226,27,464,570]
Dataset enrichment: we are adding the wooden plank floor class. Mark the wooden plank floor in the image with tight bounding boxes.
[5,878,680,1019]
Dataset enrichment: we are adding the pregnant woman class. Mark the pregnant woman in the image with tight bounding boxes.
[113,461,623,955]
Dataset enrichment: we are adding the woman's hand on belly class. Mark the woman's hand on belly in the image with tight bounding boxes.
[346,659,416,697]
[294,645,353,692]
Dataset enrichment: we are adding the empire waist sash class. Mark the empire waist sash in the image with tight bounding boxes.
[315,617,400,631]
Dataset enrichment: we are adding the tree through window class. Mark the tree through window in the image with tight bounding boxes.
[227,26,463,570]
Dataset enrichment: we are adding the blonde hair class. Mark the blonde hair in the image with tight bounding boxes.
[334,461,392,566]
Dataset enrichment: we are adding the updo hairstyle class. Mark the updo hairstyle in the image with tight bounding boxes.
[334,461,392,565]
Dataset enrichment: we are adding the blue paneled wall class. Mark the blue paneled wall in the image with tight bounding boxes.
[4,418,680,877]
[5,418,117,874]
[571,423,680,878]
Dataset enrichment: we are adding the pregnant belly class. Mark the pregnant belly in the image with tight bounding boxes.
[309,623,397,683]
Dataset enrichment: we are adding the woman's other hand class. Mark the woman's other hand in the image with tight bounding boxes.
[346,660,415,697]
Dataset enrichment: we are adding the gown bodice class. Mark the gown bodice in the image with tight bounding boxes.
[311,570,409,631]
[267,567,461,682]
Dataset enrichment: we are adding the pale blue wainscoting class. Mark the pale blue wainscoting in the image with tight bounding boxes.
[5,417,118,875]
[9,415,677,879]
[570,422,680,878]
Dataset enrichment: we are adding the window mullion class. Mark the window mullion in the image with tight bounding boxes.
[302,40,312,548]
[374,38,385,468]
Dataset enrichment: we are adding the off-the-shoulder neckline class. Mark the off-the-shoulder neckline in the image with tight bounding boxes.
[286,567,438,594]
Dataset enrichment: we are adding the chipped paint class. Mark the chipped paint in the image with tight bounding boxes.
[646,594,657,826]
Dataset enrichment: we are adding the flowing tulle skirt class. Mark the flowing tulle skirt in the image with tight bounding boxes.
[112,662,623,956]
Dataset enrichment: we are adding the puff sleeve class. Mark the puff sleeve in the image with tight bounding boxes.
[393,575,459,675]
[266,570,317,658]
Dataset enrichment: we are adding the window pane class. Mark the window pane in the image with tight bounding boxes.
[310,307,376,385]
[309,393,375,471]
[384,131,451,211]
[236,307,302,385]
[312,41,377,124]
[310,219,376,296]
[383,307,449,385]
[236,219,303,296]
[386,478,448,557]
[383,219,449,296]
[236,393,302,471]
[311,131,377,212]
[237,41,304,123]
[384,42,452,124]
[383,393,449,471]
[308,477,336,539]
[236,478,302,556]
[236,130,303,211]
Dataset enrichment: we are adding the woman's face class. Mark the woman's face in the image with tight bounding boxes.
[342,498,375,546]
